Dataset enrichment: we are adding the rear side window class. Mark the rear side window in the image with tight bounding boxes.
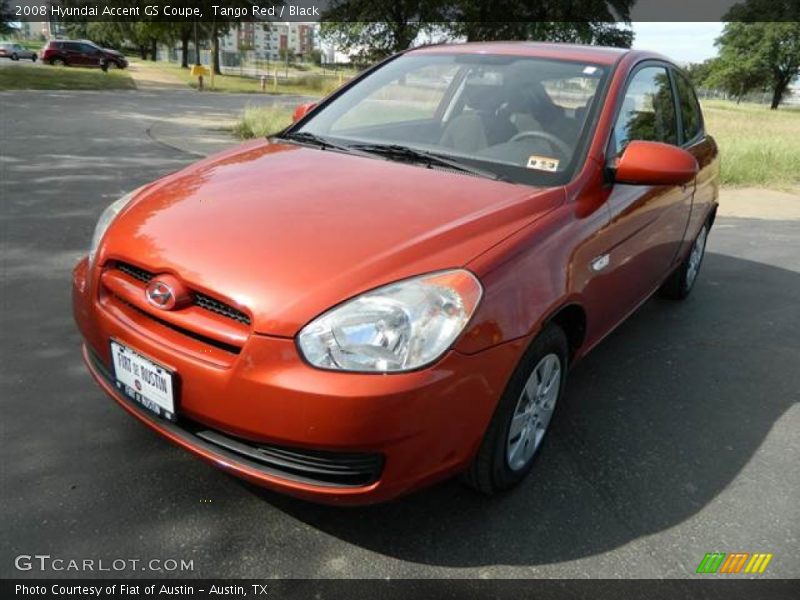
[674,72,704,143]
[611,66,677,156]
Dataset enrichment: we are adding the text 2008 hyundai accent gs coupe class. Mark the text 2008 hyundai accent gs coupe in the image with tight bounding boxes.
[73,42,719,504]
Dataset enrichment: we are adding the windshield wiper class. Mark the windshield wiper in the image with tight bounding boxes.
[277,131,354,153]
[349,143,508,182]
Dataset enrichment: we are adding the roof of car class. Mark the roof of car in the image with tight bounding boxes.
[409,41,637,66]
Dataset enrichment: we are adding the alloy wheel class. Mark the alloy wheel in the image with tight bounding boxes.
[506,353,561,471]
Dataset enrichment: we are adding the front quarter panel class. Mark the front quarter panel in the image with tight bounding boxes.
[457,186,606,354]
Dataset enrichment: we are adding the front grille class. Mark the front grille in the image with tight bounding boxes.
[113,295,242,355]
[194,293,250,325]
[87,348,384,488]
[112,261,251,326]
[116,262,152,283]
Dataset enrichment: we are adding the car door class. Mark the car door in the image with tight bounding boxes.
[591,64,694,328]
[672,69,719,258]
[79,43,103,66]
[62,42,85,65]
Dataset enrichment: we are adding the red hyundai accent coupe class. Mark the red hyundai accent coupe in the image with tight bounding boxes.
[73,43,719,504]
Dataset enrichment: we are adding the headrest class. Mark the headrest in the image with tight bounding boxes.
[464,84,506,112]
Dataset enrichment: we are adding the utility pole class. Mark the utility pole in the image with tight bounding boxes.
[193,19,200,66]
[192,18,204,91]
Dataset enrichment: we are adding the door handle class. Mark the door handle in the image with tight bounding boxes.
[591,254,610,272]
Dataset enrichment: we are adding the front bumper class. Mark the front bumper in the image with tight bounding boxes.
[73,257,525,504]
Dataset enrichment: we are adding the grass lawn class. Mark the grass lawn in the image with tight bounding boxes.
[148,61,345,97]
[702,100,800,189]
[233,105,293,139]
[0,64,136,91]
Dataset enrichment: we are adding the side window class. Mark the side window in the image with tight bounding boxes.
[611,66,677,156]
[674,72,703,143]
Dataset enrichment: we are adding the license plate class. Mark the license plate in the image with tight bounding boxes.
[110,340,176,421]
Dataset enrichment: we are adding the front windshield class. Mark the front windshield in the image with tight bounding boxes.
[294,52,609,185]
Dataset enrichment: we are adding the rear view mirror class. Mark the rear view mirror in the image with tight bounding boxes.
[292,102,317,122]
[614,141,698,186]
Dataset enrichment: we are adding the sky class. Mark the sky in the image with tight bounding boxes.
[631,23,725,64]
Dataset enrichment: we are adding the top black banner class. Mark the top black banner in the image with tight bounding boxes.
[6,0,800,23]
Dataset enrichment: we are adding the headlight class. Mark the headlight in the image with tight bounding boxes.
[88,190,137,266]
[298,270,483,373]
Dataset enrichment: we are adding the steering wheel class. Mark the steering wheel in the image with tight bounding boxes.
[508,130,572,159]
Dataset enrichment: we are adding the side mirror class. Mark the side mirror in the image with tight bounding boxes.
[614,140,698,186]
[292,102,317,122]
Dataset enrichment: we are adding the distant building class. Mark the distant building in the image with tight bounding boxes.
[221,22,320,61]
[787,78,800,105]
[9,21,51,40]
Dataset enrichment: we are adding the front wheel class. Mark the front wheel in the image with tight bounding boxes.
[659,223,709,300]
[463,323,568,494]
[50,58,67,66]
[31,54,37,62]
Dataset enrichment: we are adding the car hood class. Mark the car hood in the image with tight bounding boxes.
[100,140,563,336]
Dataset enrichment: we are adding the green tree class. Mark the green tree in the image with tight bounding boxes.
[704,54,769,104]
[718,2,800,109]
[321,1,634,66]
[447,1,634,46]
[684,59,718,88]
[169,21,195,68]
[320,1,440,64]
[309,48,324,66]
[1,0,15,36]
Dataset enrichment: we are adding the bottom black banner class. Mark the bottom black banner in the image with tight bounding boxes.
[2,579,798,600]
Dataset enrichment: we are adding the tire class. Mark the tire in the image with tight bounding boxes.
[659,222,709,300]
[31,54,37,62]
[50,58,67,67]
[11,53,18,61]
[463,323,569,495]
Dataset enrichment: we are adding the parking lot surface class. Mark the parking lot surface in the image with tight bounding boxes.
[1,89,798,578]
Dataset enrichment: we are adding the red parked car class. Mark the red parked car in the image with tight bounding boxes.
[42,40,128,69]
[73,42,719,505]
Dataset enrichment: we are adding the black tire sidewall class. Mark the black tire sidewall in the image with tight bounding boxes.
[659,221,710,300]
[487,324,569,490]
[683,224,708,293]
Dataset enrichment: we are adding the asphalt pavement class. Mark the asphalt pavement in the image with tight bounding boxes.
[1,88,798,579]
